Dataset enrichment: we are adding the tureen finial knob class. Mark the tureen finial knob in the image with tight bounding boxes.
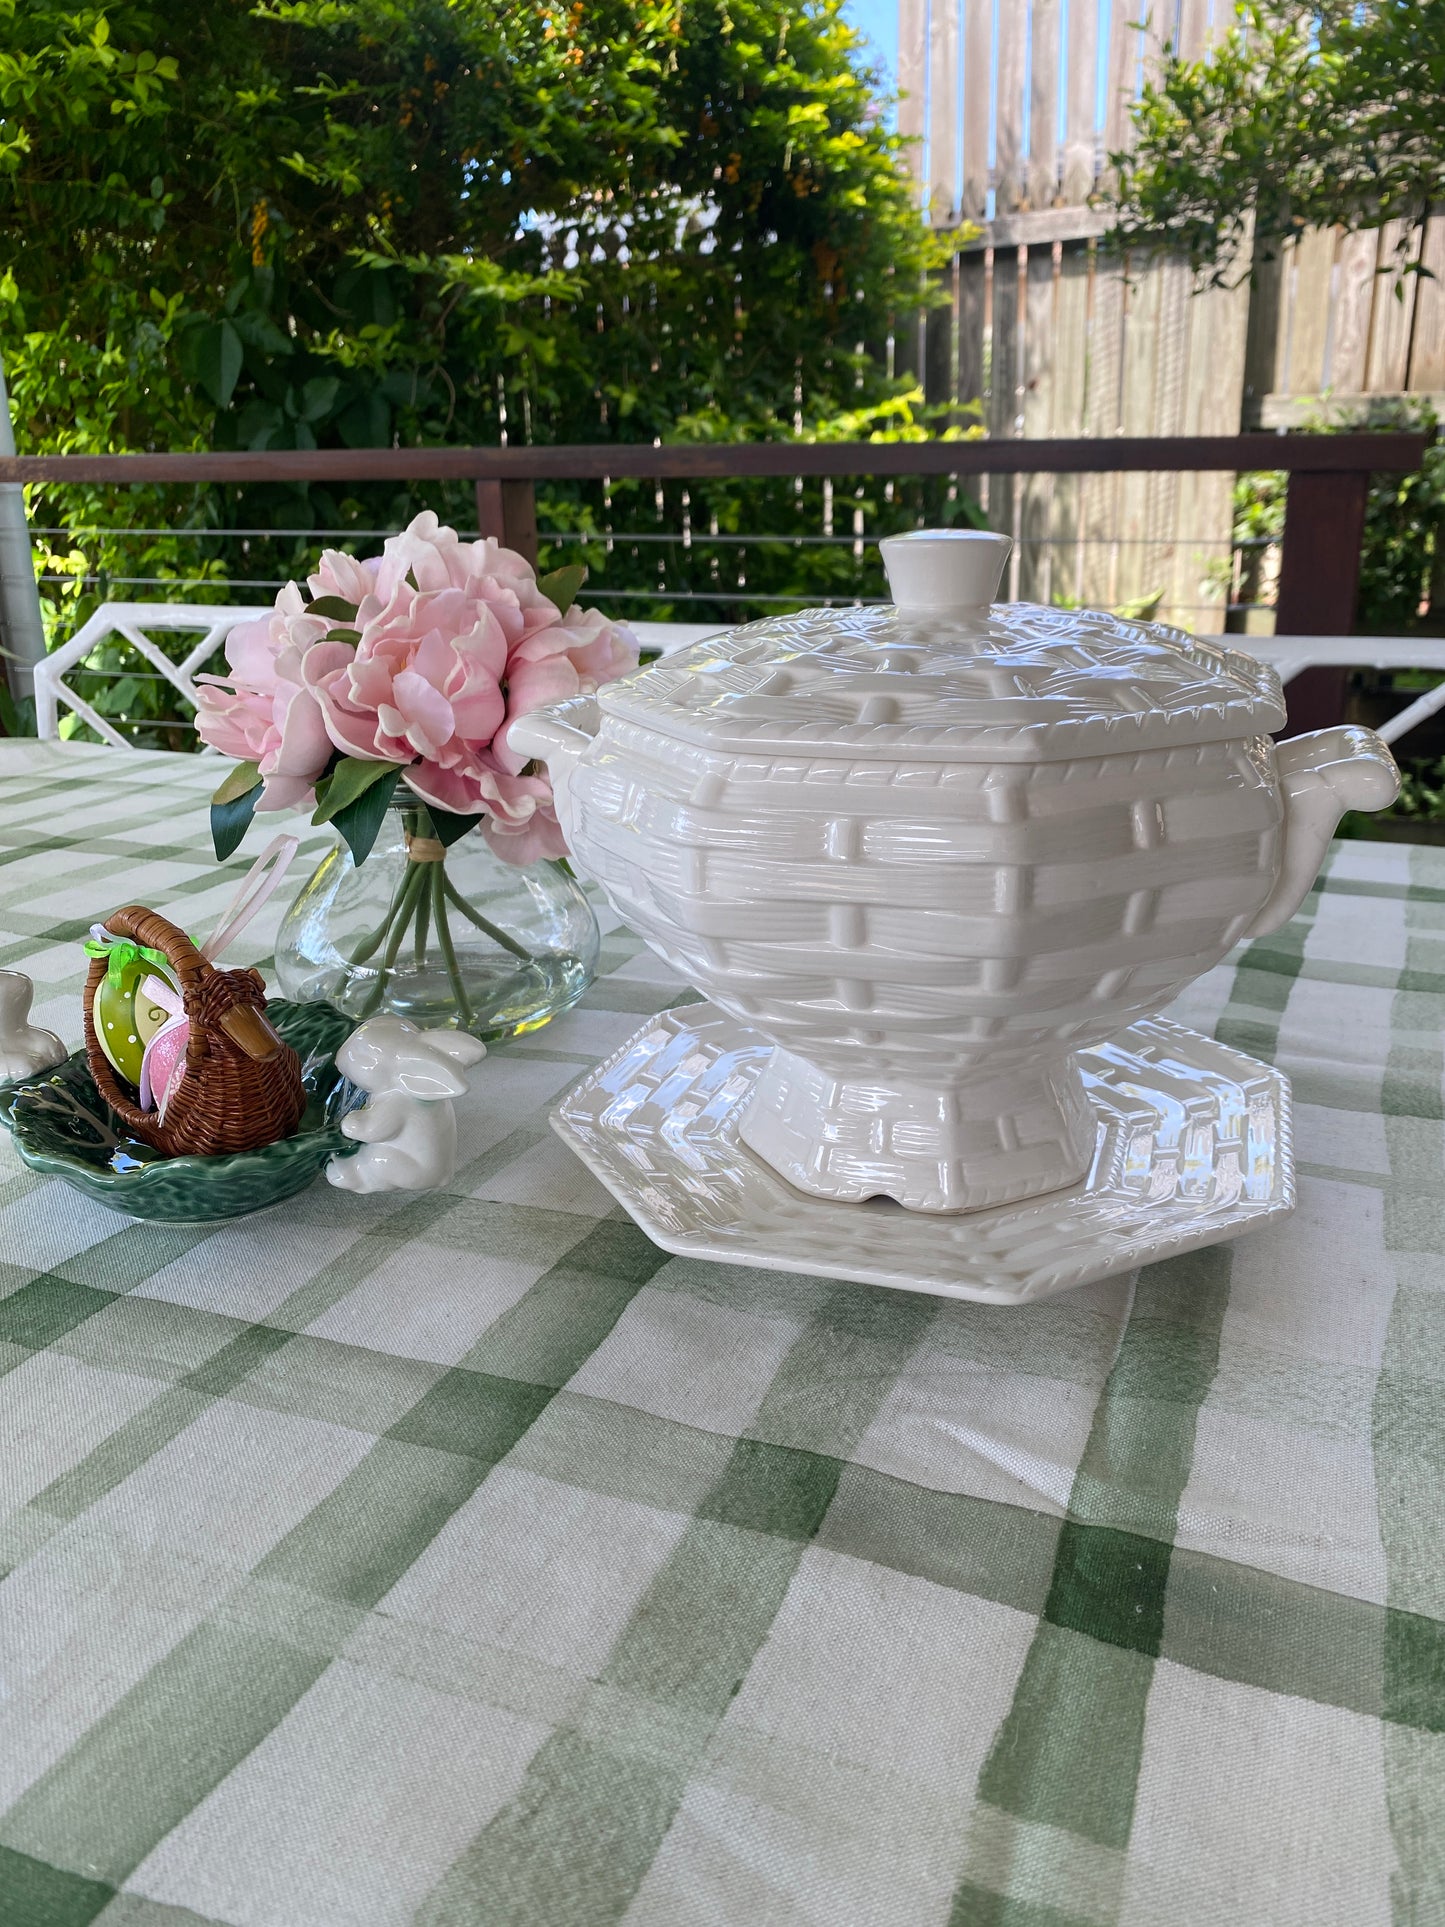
[879,529,1012,614]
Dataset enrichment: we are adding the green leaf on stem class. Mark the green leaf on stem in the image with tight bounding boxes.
[421,804,483,848]
[537,563,586,616]
[306,595,359,622]
[211,759,262,807]
[193,319,243,408]
[211,762,263,860]
[330,766,402,866]
[313,756,400,825]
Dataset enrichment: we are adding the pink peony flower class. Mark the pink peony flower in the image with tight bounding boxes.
[304,583,509,772]
[200,513,640,864]
[481,793,570,865]
[195,583,334,812]
[306,546,379,606]
[493,604,640,776]
[336,513,564,645]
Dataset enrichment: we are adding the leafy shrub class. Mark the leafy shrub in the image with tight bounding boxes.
[2,0,966,738]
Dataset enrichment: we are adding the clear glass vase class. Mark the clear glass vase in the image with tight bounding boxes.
[273,803,599,1040]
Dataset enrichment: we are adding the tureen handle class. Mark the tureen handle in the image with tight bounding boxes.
[1242,726,1401,941]
[504,693,602,840]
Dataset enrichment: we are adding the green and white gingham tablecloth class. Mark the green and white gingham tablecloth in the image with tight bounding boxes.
[0,737,1442,1927]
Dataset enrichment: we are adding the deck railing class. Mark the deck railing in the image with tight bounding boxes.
[0,432,1430,732]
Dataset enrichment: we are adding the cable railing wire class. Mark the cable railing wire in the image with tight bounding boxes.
[44,588,1260,623]
[35,510,1277,633]
[32,525,1271,549]
[39,578,1257,618]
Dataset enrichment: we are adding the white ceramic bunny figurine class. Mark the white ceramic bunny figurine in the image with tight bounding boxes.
[0,971,67,1083]
[326,1016,487,1194]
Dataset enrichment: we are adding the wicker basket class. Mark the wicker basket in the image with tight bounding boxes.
[83,905,306,1158]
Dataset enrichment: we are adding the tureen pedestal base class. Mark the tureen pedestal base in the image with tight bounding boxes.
[737,1044,1095,1214]
[549,1003,1294,1305]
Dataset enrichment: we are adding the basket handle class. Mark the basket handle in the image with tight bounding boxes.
[91,904,208,995]
[91,836,300,1082]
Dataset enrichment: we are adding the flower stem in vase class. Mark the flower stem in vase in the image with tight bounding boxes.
[346,881,410,970]
[412,871,432,968]
[357,859,427,1018]
[439,867,531,962]
[273,793,600,1040]
[429,863,475,1027]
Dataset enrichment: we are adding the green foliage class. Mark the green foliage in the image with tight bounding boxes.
[1107,1,1445,283]
[425,803,490,849]
[327,765,401,865]
[211,759,263,805]
[311,754,399,826]
[1228,403,1445,633]
[1380,757,1445,821]
[1354,410,1445,633]
[210,776,262,859]
[1340,757,1445,838]
[536,564,586,616]
[1,0,957,719]
[1052,587,1165,621]
[0,680,34,737]
[1229,404,1445,840]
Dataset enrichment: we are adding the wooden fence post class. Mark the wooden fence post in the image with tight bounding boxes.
[474,477,539,567]
[1274,468,1370,734]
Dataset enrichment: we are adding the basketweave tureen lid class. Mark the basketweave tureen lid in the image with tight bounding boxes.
[599,530,1286,761]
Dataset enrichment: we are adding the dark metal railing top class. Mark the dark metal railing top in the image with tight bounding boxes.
[0,433,1427,487]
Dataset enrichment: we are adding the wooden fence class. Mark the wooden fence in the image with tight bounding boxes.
[1246,220,1445,427]
[893,0,1444,631]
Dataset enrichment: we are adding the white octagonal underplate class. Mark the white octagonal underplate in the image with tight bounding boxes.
[552,1004,1294,1305]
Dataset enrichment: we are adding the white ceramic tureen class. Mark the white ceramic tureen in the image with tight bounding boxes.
[511,531,1399,1222]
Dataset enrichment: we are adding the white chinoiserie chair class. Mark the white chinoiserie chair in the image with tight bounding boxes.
[32,603,727,747]
[32,604,1445,753]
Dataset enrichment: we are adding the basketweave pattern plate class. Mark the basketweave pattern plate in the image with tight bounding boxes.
[552,1004,1294,1304]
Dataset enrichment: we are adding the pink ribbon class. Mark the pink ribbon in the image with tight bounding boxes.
[201,834,299,964]
[137,977,187,1118]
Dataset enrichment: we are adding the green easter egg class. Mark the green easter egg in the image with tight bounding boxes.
[92,960,178,1088]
